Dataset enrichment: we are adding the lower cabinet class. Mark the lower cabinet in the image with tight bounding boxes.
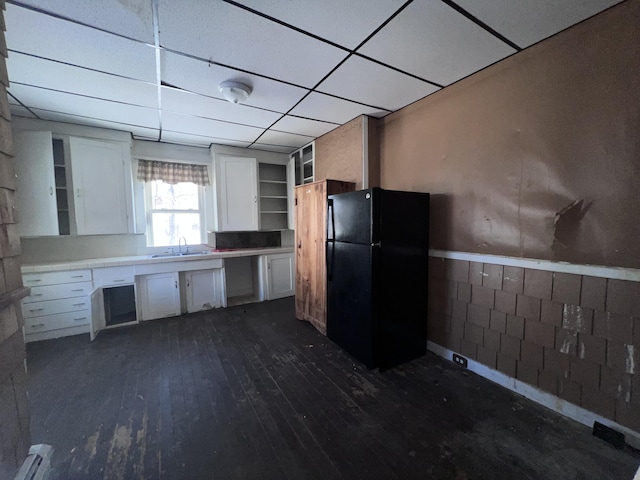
[21,269,93,342]
[184,269,227,313]
[261,252,295,300]
[137,272,181,321]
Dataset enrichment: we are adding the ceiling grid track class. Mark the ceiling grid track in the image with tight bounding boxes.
[7,90,39,119]
[4,0,619,151]
[152,0,163,142]
[439,0,522,51]
[245,0,416,148]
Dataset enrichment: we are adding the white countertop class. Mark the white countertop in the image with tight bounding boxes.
[21,246,294,274]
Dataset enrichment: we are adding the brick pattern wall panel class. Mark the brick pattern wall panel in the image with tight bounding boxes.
[428,256,639,433]
[0,4,31,477]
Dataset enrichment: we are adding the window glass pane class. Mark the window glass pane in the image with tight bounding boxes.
[151,181,199,210]
[151,212,201,246]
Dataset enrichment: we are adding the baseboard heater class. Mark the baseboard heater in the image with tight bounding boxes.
[15,444,53,480]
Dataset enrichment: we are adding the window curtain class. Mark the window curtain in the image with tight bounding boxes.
[136,159,210,186]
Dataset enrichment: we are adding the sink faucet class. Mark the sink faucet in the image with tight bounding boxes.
[178,236,188,254]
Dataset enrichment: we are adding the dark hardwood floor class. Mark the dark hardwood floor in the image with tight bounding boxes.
[26,298,639,480]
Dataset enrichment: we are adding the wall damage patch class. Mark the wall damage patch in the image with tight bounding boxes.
[552,199,591,256]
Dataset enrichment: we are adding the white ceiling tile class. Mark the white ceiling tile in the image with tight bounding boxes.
[162,112,263,144]
[454,0,623,48]
[16,0,154,43]
[270,116,338,138]
[7,52,158,108]
[318,56,440,111]
[234,0,406,49]
[29,108,157,138]
[160,131,244,148]
[249,144,296,154]
[5,4,157,82]
[257,130,314,149]
[9,84,159,128]
[290,92,388,124]
[157,0,347,88]
[162,52,309,113]
[9,105,37,118]
[358,0,516,86]
[161,87,281,128]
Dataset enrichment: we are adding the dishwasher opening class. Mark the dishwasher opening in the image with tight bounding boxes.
[104,285,137,326]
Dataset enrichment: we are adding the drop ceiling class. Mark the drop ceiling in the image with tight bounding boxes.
[4,0,623,154]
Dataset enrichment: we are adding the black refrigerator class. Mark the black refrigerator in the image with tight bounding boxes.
[326,187,430,371]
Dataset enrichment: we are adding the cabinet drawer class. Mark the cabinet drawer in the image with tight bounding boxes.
[24,310,91,333]
[23,281,93,304]
[22,296,91,318]
[23,269,92,287]
[93,266,135,287]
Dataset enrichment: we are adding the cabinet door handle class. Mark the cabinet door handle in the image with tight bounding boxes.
[73,317,87,322]
[29,308,44,313]
[72,302,86,307]
[31,323,45,328]
[49,186,54,196]
[71,289,84,292]
[29,279,42,283]
[71,275,84,278]
[76,188,80,198]
[32,293,43,297]
[113,279,125,283]
[175,281,178,289]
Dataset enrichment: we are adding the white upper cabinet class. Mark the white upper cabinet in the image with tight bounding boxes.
[214,155,259,232]
[14,130,59,236]
[69,137,132,235]
[13,127,134,237]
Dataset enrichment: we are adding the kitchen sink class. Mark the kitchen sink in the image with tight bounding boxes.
[150,251,210,258]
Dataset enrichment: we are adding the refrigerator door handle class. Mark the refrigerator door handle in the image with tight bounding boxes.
[327,198,335,242]
[326,239,334,281]
[371,242,381,247]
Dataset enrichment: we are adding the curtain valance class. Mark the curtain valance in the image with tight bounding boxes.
[136,159,210,186]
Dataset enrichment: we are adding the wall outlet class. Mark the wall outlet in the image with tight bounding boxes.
[452,354,468,368]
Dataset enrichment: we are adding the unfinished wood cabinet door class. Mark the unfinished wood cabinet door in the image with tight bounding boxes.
[294,180,354,334]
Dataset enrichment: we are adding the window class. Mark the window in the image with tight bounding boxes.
[146,180,203,246]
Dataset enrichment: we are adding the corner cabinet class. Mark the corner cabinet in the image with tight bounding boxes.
[295,180,354,334]
[287,141,314,230]
[14,131,134,236]
[214,155,259,231]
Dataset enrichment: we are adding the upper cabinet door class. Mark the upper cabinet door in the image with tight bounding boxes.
[69,137,131,235]
[217,156,258,231]
[14,130,59,236]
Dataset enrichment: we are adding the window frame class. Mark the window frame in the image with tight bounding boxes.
[144,179,206,247]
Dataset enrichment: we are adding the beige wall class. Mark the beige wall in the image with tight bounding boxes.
[314,115,381,190]
[379,0,640,269]
[0,2,31,476]
[315,116,364,189]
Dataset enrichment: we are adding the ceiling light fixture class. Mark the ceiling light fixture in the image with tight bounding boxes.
[218,80,252,104]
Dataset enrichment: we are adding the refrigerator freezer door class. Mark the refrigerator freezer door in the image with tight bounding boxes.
[326,241,377,368]
[328,189,376,245]
[379,189,430,247]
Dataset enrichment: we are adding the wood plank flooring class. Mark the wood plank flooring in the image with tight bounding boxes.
[26,298,640,480]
